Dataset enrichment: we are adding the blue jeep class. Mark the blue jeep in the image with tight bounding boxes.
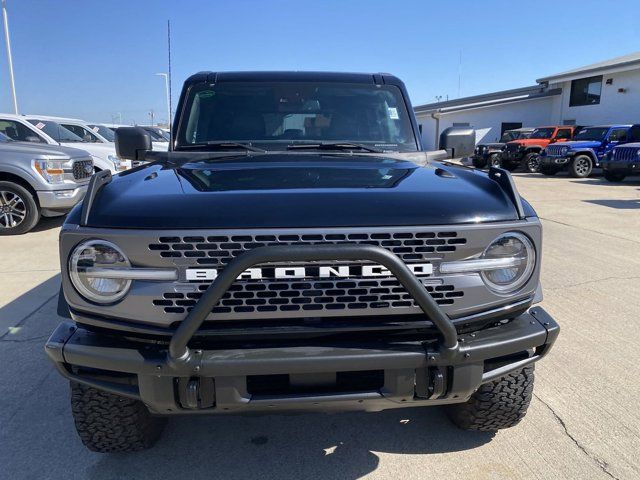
[601,125,640,182]
[538,125,632,178]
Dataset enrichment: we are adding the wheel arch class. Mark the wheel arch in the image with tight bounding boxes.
[571,149,598,162]
[0,171,40,204]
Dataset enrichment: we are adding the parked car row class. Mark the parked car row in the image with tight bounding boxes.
[471,124,640,181]
[0,114,168,235]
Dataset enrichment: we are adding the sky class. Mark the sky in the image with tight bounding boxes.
[0,0,639,125]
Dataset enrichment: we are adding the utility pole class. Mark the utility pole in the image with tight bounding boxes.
[457,50,462,98]
[155,73,170,129]
[148,109,155,126]
[2,0,18,113]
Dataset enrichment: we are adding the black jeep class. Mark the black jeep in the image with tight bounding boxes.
[46,71,559,452]
[471,128,534,169]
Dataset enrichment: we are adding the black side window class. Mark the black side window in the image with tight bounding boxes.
[556,129,572,140]
[569,75,603,107]
[608,128,628,142]
[0,120,44,142]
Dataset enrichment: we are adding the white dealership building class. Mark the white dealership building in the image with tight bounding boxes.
[415,52,640,150]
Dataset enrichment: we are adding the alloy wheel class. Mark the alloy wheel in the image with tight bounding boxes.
[575,158,590,176]
[0,190,27,229]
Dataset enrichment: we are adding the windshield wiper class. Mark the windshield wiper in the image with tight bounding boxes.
[287,142,384,153]
[182,142,267,153]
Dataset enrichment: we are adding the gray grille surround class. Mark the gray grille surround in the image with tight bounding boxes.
[60,221,542,327]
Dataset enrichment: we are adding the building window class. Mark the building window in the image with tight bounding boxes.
[569,75,602,107]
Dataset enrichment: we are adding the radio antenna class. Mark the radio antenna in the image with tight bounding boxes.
[167,19,173,150]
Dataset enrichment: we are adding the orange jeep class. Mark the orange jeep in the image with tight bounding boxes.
[500,126,579,172]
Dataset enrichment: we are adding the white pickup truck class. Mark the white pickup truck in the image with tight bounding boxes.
[0,114,128,173]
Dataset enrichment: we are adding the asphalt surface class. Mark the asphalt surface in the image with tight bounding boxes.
[1,172,639,480]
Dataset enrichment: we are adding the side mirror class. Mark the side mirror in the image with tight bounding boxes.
[115,127,152,160]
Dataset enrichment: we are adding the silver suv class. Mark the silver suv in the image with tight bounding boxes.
[0,132,93,234]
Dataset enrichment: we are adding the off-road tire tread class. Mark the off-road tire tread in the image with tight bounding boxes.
[524,152,540,173]
[70,382,166,452]
[447,365,534,431]
[569,155,592,178]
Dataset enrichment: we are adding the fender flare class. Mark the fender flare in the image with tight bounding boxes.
[0,163,42,191]
[523,146,543,156]
[570,149,598,163]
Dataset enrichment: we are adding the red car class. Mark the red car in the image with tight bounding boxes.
[501,126,579,172]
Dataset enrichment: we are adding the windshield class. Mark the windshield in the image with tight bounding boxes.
[574,127,609,141]
[27,119,84,142]
[517,131,532,139]
[178,82,418,152]
[0,132,11,143]
[143,127,169,142]
[530,128,555,139]
[89,125,116,141]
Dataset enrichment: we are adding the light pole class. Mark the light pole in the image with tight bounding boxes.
[155,73,170,128]
[2,0,18,113]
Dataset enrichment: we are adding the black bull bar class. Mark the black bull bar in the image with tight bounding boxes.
[46,244,559,411]
[170,244,460,361]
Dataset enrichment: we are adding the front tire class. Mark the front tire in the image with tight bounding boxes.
[447,365,535,431]
[0,181,40,235]
[70,382,167,452]
[525,153,541,173]
[603,171,626,182]
[569,155,593,178]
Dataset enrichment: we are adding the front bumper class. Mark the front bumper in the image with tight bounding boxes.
[501,150,525,163]
[602,161,640,174]
[540,155,570,166]
[45,308,558,414]
[46,244,559,414]
[37,185,88,212]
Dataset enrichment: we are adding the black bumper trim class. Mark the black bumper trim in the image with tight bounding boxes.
[45,307,559,414]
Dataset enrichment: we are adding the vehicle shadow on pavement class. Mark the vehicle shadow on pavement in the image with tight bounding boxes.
[0,277,493,480]
[30,215,66,233]
[583,199,640,209]
[87,409,494,480]
[570,177,640,186]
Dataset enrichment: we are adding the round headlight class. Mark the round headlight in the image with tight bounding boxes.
[480,232,535,294]
[69,240,131,304]
[560,146,569,155]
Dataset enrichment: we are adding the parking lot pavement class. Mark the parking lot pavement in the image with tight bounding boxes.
[0,175,639,480]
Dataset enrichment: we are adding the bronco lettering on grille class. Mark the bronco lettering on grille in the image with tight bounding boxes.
[185,263,433,281]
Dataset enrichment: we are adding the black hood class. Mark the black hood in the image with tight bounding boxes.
[74,153,530,229]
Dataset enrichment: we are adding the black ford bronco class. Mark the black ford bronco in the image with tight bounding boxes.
[46,71,559,452]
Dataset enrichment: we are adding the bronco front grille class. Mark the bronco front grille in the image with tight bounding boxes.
[149,231,467,266]
[72,159,93,180]
[152,278,464,316]
[613,146,640,162]
[148,230,468,319]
